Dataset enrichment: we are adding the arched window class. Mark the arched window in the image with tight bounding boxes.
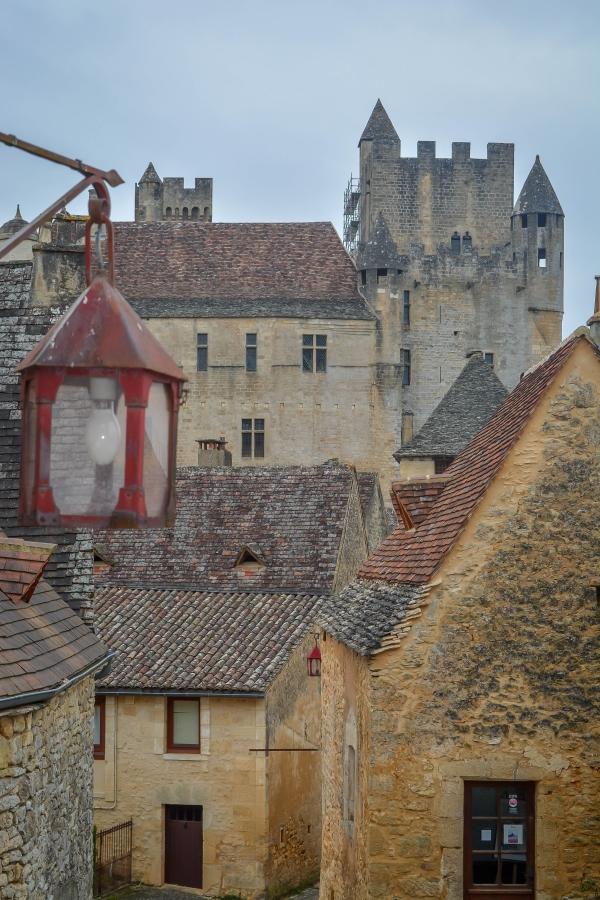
[182,207,189,220]
[175,208,180,218]
[203,207,210,221]
[462,231,472,251]
[191,207,199,220]
[165,207,172,219]
[451,232,461,255]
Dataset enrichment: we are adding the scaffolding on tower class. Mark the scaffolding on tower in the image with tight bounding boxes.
[343,174,361,255]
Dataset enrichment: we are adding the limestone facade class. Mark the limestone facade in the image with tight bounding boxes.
[319,338,600,899]
[0,677,96,900]
[94,637,321,899]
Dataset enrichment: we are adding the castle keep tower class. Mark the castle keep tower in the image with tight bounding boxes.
[135,162,213,223]
[345,100,564,438]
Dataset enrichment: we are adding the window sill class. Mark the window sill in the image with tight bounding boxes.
[162,752,208,761]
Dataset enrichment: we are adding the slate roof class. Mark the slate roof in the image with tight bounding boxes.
[0,262,95,621]
[359,100,400,145]
[96,463,357,593]
[0,205,27,239]
[513,156,563,215]
[139,162,161,184]
[360,332,592,585]
[358,213,402,270]
[319,580,424,656]
[112,222,373,320]
[0,533,107,706]
[95,587,323,693]
[394,353,508,460]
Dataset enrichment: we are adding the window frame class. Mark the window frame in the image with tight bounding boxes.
[302,334,327,374]
[400,348,411,386]
[245,333,257,373]
[166,697,201,754]
[241,418,265,459]
[464,780,535,893]
[403,290,410,326]
[196,332,208,372]
[94,696,105,760]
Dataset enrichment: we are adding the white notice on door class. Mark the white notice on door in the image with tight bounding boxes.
[481,829,492,842]
[503,823,524,846]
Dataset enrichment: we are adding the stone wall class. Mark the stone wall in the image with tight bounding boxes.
[0,676,96,900]
[145,314,401,495]
[265,635,322,897]
[332,477,370,593]
[321,341,600,899]
[94,694,268,897]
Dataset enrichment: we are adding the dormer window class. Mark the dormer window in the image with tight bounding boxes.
[234,544,265,575]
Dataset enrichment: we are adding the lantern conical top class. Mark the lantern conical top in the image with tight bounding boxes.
[17,276,185,382]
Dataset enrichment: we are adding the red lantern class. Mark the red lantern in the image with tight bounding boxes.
[17,215,185,529]
[307,644,321,677]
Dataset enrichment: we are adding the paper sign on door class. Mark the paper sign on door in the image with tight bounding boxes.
[503,824,524,846]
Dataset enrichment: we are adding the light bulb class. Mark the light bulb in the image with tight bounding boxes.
[86,377,122,466]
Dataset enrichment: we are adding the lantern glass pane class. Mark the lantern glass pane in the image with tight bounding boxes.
[50,376,126,520]
[144,382,171,519]
[24,380,37,517]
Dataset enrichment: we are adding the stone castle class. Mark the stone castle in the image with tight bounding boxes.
[3,99,565,493]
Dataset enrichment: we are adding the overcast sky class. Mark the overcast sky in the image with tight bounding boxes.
[1,0,598,332]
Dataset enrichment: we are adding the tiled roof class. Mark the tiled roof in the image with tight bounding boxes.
[0,262,95,621]
[96,463,357,593]
[96,586,323,693]
[112,222,372,321]
[0,537,55,603]
[319,580,424,656]
[359,100,399,145]
[0,534,107,705]
[394,354,508,460]
[390,476,450,530]
[360,333,590,584]
[513,156,563,215]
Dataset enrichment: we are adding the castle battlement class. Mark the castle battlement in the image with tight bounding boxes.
[135,165,213,223]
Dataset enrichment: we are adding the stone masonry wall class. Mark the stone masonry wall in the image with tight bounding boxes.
[327,342,599,899]
[0,676,96,900]
[332,477,369,594]
[265,636,322,897]
[94,694,268,898]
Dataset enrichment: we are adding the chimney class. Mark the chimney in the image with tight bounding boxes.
[196,438,232,467]
[587,276,600,348]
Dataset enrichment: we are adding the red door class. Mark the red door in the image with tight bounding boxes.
[165,805,203,888]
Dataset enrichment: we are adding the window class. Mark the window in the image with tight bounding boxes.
[360,270,367,286]
[302,335,327,373]
[537,213,546,228]
[521,214,528,228]
[462,231,472,251]
[94,697,105,760]
[560,252,563,269]
[182,207,189,220]
[484,352,494,368]
[464,781,534,890]
[403,290,410,326]
[400,349,411,386]
[191,206,199,220]
[246,333,257,372]
[376,267,387,284]
[165,207,172,219]
[345,745,356,823]
[241,418,265,459]
[196,333,208,371]
[451,232,461,255]
[538,248,547,268]
[166,697,200,753]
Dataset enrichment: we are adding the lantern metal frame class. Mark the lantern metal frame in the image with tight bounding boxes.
[1,132,186,529]
[307,641,322,677]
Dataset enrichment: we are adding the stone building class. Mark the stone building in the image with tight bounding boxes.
[347,100,564,439]
[0,207,36,262]
[93,462,388,897]
[319,327,600,899]
[0,535,108,900]
[135,162,213,222]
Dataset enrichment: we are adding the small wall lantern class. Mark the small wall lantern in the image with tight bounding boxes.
[0,134,186,529]
[307,644,322,677]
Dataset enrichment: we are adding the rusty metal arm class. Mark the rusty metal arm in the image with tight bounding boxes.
[0,131,123,263]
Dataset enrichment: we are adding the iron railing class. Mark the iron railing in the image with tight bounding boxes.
[93,819,133,897]
[343,174,361,254]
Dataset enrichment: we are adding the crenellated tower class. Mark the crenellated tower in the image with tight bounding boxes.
[135,163,213,223]
[345,100,564,440]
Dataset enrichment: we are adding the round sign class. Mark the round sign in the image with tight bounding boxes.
[509,795,518,808]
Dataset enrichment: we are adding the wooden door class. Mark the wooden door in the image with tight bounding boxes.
[165,804,203,889]
[464,782,535,899]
